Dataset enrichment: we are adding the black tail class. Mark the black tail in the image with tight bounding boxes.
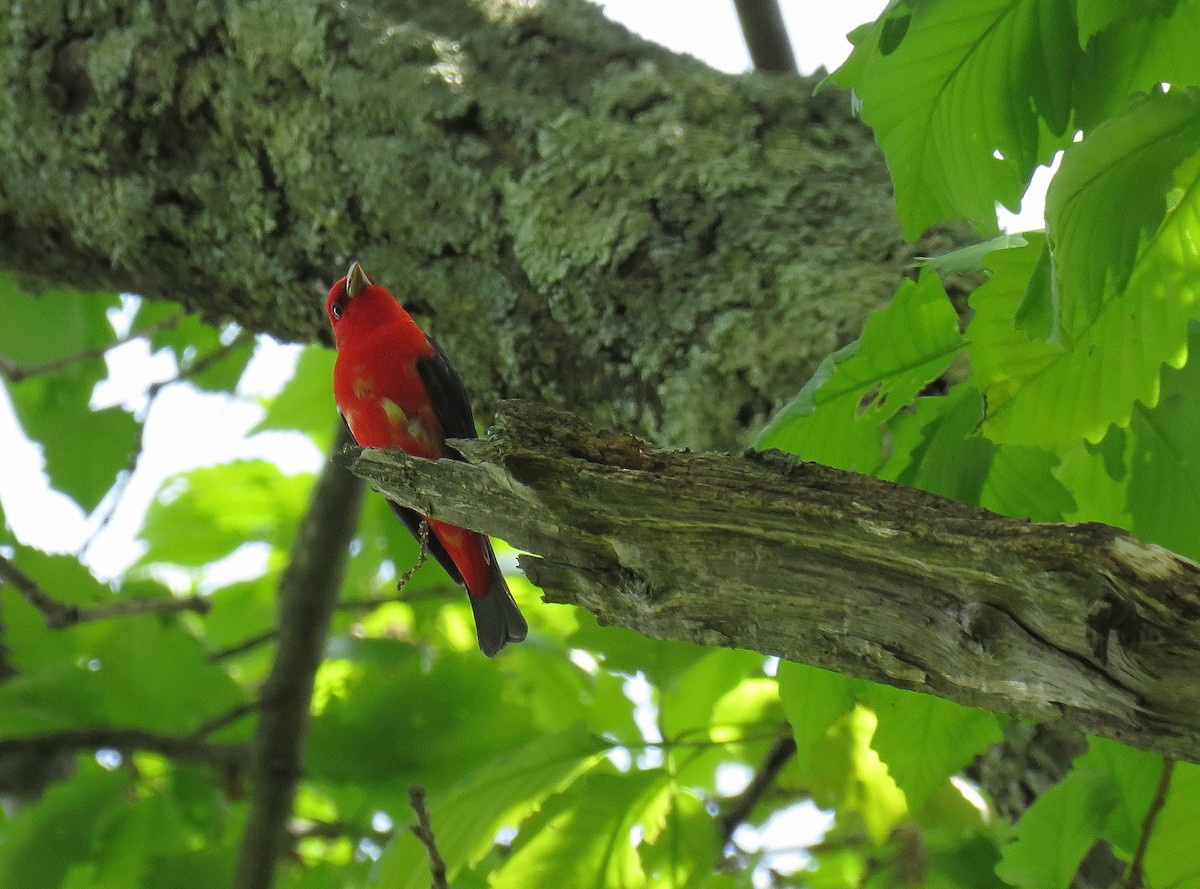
[470,566,528,657]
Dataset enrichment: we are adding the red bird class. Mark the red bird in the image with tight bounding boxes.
[326,262,527,656]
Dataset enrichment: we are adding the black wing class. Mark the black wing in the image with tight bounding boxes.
[415,336,477,448]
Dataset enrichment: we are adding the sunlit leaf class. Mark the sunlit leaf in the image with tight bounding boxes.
[757,273,963,471]
[491,769,665,889]
[864,684,1004,811]
[983,126,1200,445]
[829,0,1078,236]
[137,460,314,567]
[375,726,605,889]
[252,345,337,448]
[996,766,1118,889]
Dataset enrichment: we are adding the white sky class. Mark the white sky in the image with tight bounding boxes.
[0,1,1049,574]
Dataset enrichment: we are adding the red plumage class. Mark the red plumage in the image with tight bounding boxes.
[326,262,527,656]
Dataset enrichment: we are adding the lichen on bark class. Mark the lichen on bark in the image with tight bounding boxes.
[0,0,945,449]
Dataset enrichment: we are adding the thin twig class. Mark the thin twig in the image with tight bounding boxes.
[0,727,247,770]
[1126,758,1177,889]
[395,518,430,592]
[209,628,277,663]
[0,554,209,628]
[719,734,797,846]
[188,700,259,741]
[0,311,183,384]
[408,785,449,889]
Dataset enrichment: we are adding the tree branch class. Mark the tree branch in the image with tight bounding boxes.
[1126,758,1176,889]
[0,310,182,383]
[732,0,798,73]
[0,554,210,628]
[0,0,945,450]
[0,728,247,771]
[344,400,1200,762]
[719,734,797,846]
[408,785,450,889]
[232,423,366,889]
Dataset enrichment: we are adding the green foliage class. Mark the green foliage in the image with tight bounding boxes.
[759,3,1200,887]
[5,3,1200,889]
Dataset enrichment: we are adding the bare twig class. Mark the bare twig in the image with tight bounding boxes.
[0,554,209,628]
[209,628,277,663]
[1126,758,1177,888]
[188,701,259,741]
[232,422,365,889]
[0,727,247,771]
[719,734,798,846]
[0,311,183,384]
[395,518,430,592]
[408,785,449,889]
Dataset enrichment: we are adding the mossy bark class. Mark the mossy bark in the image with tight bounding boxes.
[0,0,952,449]
[347,402,1200,763]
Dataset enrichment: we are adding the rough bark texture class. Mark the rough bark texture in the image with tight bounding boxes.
[345,401,1200,763]
[0,0,959,450]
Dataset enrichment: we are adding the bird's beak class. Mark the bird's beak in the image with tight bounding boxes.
[345,261,371,299]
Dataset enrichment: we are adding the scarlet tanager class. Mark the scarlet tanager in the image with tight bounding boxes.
[326,262,527,656]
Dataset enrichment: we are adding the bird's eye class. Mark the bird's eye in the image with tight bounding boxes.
[331,302,344,319]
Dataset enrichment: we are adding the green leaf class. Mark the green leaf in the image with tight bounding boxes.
[1145,760,1200,889]
[777,661,858,773]
[639,789,722,889]
[0,278,119,367]
[252,345,338,448]
[7,384,139,512]
[1075,0,1179,40]
[1078,1,1200,127]
[1054,428,1132,527]
[980,444,1077,521]
[918,234,1030,276]
[1048,89,1200,339]
[0,279,137,511]
[374,727,605,889]
[995,767,1118,889]
[829,0,1078,237]
[756,273,963,470]
[307,646,539,797]
[863,684,1004,811]
[891,387,995,504]
[0,762,131,889]
[491,769,665,889]
[966,233,1061,409]
[1072,737,1162,855]
[983,117,1200,445]
[659,649,763,742]
[137,460,313,567]
[1128,327,1200,560]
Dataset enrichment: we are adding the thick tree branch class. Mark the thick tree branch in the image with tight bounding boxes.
[344,401,1200,762]
[733,0,799,73]
[0,0,954,450]
[233,424,365,889]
